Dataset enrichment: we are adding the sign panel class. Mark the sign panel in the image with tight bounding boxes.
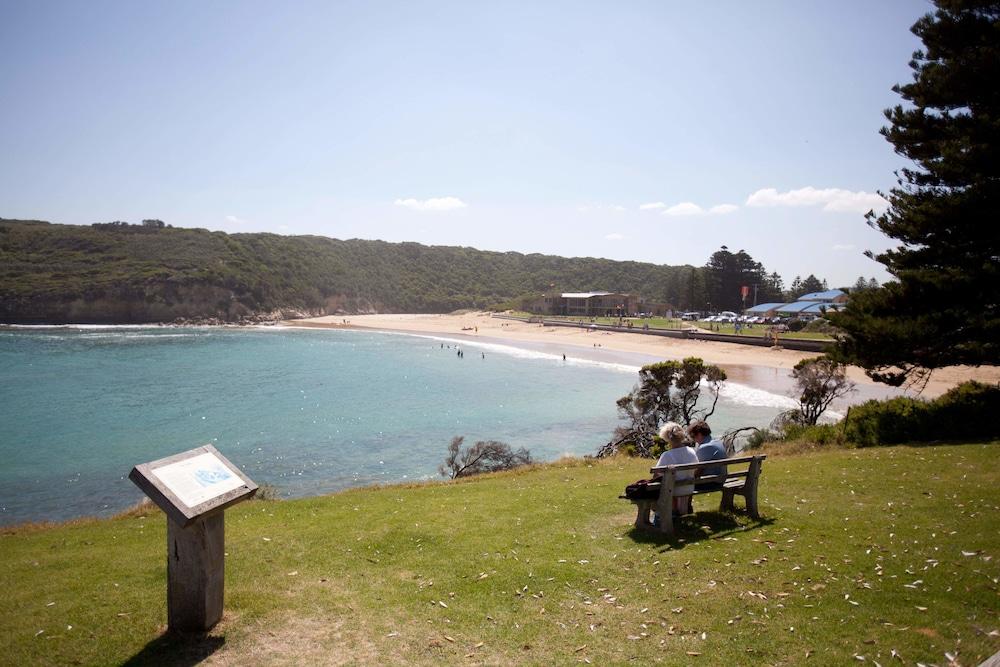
[129,444,257,526]
[152,452,247,508]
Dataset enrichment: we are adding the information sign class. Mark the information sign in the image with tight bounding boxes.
[129,444,257,527]
[129,444,257,632]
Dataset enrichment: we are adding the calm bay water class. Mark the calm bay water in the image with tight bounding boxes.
[0,326,793,525]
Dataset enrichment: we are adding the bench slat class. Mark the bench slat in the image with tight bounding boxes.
[650,454,765,474]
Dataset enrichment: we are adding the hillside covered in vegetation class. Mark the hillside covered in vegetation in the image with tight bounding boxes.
[0,218,706,324]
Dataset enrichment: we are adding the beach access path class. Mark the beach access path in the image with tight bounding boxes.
[288,312,1000,400]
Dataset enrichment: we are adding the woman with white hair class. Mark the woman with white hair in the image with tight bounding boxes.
[653,421,699,515]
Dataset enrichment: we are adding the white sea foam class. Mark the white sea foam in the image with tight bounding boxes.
[719,382,799,410]
[370,330,642,374]
[283,325,813,410]
[5,323,154,330]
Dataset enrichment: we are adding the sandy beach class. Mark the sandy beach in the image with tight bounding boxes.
[288,312,1000,401]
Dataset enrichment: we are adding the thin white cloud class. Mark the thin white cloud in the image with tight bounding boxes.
[657,202,739,217]
[605,233,626,241]
[394,196,467,211]
[639,202,667,210]
[663,202,705,216]
[225,215,247,225]
[832,243,856,251]
[746,187,887,213]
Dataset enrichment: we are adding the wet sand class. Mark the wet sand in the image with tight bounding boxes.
[287,312,1000,403]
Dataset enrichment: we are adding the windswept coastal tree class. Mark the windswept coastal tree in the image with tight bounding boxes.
[597,357,727,457]
[439,436,533,478]
[829,0,1000,387]
[788,357,856,426]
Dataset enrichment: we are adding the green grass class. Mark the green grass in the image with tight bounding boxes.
[519,314,687,329]
[2,444,998,665]
[694,322,835,341]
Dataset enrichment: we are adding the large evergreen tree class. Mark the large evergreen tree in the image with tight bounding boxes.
[830,0,1000,386]
[704,246,771,311]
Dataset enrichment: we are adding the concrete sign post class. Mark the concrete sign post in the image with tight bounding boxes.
[129,445,257,632]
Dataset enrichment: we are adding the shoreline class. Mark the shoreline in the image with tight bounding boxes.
[289,312,1000,400]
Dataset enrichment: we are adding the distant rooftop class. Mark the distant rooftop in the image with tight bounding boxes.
[561,291,614,299]
[801,302,844,314]
[798,289,846,301]
[745,302,786,313]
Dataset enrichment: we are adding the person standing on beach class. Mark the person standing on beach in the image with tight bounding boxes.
[688,420,728,491]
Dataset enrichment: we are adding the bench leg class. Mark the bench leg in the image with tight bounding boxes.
[655,496,675,537]
[720,488,736,513]
[745,457,763,520]
[745,486,760,520]
[635,501,653,529]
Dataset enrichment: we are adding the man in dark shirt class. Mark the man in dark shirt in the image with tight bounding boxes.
[688,420,728,490]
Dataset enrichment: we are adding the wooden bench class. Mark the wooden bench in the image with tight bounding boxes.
[626,455,767,537]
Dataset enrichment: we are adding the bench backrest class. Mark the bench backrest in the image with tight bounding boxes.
[650,454,766,483]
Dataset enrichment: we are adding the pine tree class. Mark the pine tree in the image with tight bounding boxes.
[830,0,1000,386]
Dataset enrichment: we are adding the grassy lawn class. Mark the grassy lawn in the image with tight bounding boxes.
[693,323,835,341]
[2,444,998,665]
[513,313,687,329]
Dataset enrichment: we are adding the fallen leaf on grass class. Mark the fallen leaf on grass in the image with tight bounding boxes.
[262,537,271,542]
[287,571,298,576]
[915,606,928,612]
[686,651,701,656]
[574,645,587,652]
[475,642,484,648]
[443,635,455,643]
[385,631,399,638]
[438,601,448,608]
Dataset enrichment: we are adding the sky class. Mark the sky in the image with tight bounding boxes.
[0,0,933,287]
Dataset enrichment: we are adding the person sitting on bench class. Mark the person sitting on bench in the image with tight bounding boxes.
[652,422,698,515]
[689,420,728,491]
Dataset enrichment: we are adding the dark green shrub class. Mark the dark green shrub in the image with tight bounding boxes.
[782,422,844,445]
[786,319,807,332]
[930,381,1000,440]
[843,381,1000,446]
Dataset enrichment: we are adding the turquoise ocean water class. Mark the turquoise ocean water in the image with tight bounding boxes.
[0,326,795,525]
